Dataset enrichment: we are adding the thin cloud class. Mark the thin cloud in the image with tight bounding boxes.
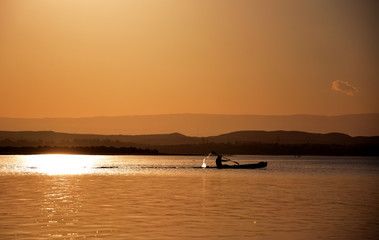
[331,80,358,96]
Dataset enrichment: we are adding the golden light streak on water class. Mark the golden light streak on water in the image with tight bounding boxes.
[22,154,102,175]
[0,155,377,239]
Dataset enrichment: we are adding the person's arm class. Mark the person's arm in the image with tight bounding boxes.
[223,157,239,165]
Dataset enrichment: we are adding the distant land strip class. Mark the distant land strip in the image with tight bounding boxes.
[0,144,377,156]
[0,130,378,156]
[0,113,378,137]
[0,146,158,155]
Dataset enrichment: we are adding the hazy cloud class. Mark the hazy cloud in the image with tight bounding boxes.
[331,80,358,96]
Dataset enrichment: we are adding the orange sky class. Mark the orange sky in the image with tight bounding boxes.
[0,0,378,118]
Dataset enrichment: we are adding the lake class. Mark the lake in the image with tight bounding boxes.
[0,155,378,239]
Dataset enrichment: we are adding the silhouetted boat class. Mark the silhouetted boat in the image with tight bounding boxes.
[92,162,268,169]
[211,161,268,169]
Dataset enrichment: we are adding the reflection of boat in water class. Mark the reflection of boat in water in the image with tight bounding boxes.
[211,161,268,169]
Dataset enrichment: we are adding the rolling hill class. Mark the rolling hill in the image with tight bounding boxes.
[0,113,378,137]
[1,130,378,155]
[0,130,377,147]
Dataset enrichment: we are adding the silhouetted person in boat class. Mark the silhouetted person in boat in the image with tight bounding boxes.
[212,151,238,169]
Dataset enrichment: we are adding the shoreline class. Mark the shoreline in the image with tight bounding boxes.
[0,146,378,157]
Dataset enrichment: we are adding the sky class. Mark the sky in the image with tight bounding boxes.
[0,0,378,118]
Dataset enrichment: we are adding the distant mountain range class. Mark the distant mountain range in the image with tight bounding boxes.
[1,130,378,155]
[0,113,378,136]
[0,130,377,147]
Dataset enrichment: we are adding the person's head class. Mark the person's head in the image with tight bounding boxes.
[211,151,217,155]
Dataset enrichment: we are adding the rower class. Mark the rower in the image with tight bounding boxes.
[211,151,237,169]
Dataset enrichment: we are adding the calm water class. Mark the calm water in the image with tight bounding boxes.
[0,155,378,239]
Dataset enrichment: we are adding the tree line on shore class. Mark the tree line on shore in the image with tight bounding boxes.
[0,143,377,156]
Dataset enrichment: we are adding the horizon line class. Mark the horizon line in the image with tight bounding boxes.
[0,129,371,138]
[0,112,378,119]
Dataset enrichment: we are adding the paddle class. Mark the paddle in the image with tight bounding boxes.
[203,152,239,167]
[222,157,240,165]
[202,152,212,168]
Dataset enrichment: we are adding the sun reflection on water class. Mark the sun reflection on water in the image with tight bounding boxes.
[23,154,101,175]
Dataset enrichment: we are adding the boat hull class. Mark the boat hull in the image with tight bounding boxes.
[215,161,268,169]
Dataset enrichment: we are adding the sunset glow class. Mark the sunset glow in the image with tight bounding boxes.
[23,154,100,175]
[0,0,377,118]
[0,2,377,239]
